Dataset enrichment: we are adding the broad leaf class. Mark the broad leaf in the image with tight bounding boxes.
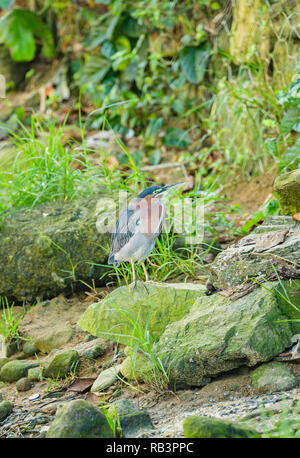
[0,9,54,62]
[179,44,211,84]
[162,127,192,148]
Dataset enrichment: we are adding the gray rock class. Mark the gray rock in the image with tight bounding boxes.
[81,345,105,359]
[156,280,299,388]
[250,362,298,393]
[16,377,32,392]
[0,400,12,421]
[44,350,80,379]
[22,341,39,356]
[91,365,121,392]
[119,411,154,438]
[0,360,39,382]
[209,216,300,291]
[108,399,139,417]
[46,399,113,438]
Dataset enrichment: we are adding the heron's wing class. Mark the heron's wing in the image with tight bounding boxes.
[108,204,141,264]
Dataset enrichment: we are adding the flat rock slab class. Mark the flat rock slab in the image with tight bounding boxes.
[78,282,207,346]
[156,280,300,388]
[209,216,300,291]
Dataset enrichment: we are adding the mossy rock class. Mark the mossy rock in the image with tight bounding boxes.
[0,400,13,422]
[120,353,154,382]
[43,350,79,379]
[209,216,300,294]
[274,169,300,215]
[157,281,298,388]
[0,196,118,301]
[46,399,114,438]
[250,362,298,393]
[0,360,39,383]
[78,282,207,346]
[183,416,260,438]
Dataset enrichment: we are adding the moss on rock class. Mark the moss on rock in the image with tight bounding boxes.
[0,360,39,383]
[46,399,114,438]
[183,415,260,438]
[250,361,298,393]
[43,350,79,379]
[274,169,300,216]
[0,196,117,301]
[157,281,297,388]
[78,282,206,346]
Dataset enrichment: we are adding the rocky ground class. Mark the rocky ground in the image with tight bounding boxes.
[0,169,300,439]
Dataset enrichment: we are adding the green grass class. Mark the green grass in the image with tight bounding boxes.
[0,297,27,343]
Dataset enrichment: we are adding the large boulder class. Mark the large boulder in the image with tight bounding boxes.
[209,216,300,291]
[156,280,300,388]
[274,169,300,216]
[78,282,207,345]
[0,196,118,301]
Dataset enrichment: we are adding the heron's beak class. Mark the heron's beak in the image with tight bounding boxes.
[155,182,185,196]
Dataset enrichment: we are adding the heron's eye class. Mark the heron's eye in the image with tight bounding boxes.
[136,218,140,226]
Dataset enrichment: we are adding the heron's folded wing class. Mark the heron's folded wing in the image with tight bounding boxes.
[108,206,140,261]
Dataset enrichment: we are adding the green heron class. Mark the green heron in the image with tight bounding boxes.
[108,183,183,287]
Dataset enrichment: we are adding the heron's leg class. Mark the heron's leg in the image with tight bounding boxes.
[130,259,149,294]
[130,259,137,287]
[141,261,150,282]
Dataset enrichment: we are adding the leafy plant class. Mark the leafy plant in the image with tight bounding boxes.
[0,8,54,61]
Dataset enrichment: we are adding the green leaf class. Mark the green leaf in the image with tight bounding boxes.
[0,9,54,62]
[179,44,211,84]
[162,127,192,148]
[281,107,300,134]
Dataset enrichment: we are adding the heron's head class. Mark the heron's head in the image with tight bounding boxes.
[137,182,184,199]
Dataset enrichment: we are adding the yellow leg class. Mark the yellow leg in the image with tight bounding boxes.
[141,261,150,282]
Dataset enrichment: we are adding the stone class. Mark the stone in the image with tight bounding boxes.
[46,399,114,438]
[183,416,260,438]
[0,196,120,301]
[209,216,300,293]
[0,400,13,421]
[78,282,207,346]
[91,365,121,392]
[119,411,154,438]
[156,281,299,388]
[34,326,75,354]
[81,345,105,359]
[274,169,300,216]
[22,341,39,356]
[43,350,79,379]
[28,366,43,382]
[16,377,32,392]
[108,399,139,418]
[120,353,154,382]
[0,358,9,371]
[250,362,298,393]
[0,360,39,383]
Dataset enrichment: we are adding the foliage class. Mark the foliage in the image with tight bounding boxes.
[0,297,26,342]
[0,8,54,61]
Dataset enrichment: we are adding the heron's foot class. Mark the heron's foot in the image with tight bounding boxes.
[129,280,149,295]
